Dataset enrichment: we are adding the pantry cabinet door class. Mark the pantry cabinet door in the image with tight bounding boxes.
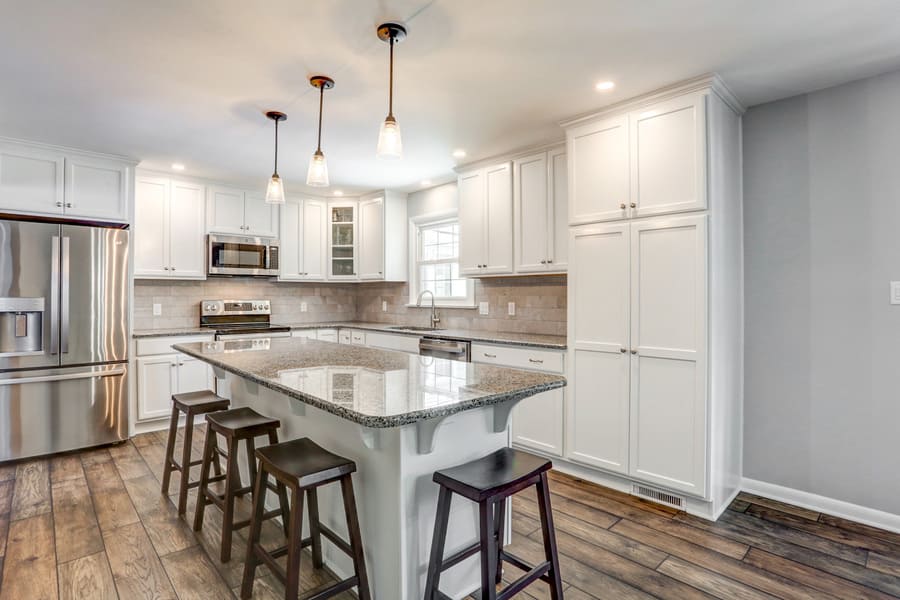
[629,214,707,496]
[458,170,485,276]
[0,143,65,216]
[134,176,170,278]
[566,223,630,473]
[567,115,629,225]
[514,152,549,273]
[169,180,206,279]
[630,92,707,217]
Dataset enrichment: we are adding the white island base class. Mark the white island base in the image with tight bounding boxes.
[218,372,513,600]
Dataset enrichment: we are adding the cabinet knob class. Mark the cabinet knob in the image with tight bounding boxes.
[65,203,73,208]
[620,203,626,210]
[630,202,636,208]
[483,353,497,358]
[540,260,546,264]
[620,348,627,353]
[631,349,638,354]
[163,267,170,271]
[56,202,63,208]
[170,267,175,271]
[547,259,553,264]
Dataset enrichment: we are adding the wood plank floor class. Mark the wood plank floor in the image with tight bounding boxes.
[1,427,900,599]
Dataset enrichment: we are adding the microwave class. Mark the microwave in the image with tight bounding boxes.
[207,234,280,277]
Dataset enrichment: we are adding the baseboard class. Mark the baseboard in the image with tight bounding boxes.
[712,485,742,521]
[742,478,900,534]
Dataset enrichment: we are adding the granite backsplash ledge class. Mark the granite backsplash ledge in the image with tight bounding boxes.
[135,275,566,337]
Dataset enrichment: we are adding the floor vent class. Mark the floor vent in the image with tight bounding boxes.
[632,484,684,510]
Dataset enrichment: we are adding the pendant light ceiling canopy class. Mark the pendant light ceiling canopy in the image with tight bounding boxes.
[376,22,407,159]
[264,111,286,204]
[306,75,334,187]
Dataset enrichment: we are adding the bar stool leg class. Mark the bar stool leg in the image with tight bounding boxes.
[177,411,196,515]
[478,501,498,600]
[244,436,257,497]
[341,476,372,600]
[267,429,290,537]
[423,486,452,600]
[192,427,216,531]
[494,498,507,585]
[220,436,240,562]
[240,465,268,600]
[536,472,563,600]
[285,486,306,600]
[161,405,180,495]
[306,487,324,569]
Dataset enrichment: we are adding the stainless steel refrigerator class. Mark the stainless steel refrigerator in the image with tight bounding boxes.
[0,219,129,461]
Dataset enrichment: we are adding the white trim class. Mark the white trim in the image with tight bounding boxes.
[407,211,474,308]
[712,486,742,521]
[0,135,138,164]
[742,478,900,535]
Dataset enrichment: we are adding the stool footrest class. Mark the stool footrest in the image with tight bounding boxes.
[319,523,352,557]
[437,541,481,573]
[233,509,282,532]
[497,557,551,600]
[301,576,358,600]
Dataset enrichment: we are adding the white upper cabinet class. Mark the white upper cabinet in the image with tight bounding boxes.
[458,161,512,276]
[279,198,326,281]
[327,201,358,279]
[207,186,278,238]
[303,199,327,280]
[134,174,206,280]
[64,155,130,222]
[359,196,384,279]
[630,92,707,217]
[0,143,65,216]
[567,115,629,224]
[513,147,568,273]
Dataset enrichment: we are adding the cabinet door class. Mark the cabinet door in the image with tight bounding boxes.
[630,92,707,217]
[176,355,214,395]
[137,355,176,421]
[328,202,357,279]
[548,148,568,271]
[134,176,170,278]
[567,224,630,474]
[169,180,206,279]
[629,215,707,496]
[279,200,302,280]
[359,197,385,279]
[244,191,279,238]
[513,153,549,273]
[0,143,65,216]
[64,156,129,222]
[483,162,513,274]
[457,170,485,276]
[207,186,245,234]
[567,115,629,225]
[303,200,327,280]
[512,388,564,456]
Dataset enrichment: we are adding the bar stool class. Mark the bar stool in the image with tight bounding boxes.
[423,448,564,600]
[240,437,371,600]
[193,406,290,562]
[161,390,230,515]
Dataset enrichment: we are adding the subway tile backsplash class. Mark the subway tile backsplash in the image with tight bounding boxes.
[134,275,566,337]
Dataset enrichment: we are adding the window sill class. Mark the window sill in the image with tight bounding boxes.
[404,303,477,310]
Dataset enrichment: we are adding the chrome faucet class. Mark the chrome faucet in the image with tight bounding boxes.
[416,290,441,329]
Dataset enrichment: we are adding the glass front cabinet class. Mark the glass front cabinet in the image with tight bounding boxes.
[327,201,358,279]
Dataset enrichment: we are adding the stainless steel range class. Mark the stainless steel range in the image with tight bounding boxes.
[200,300,291,341]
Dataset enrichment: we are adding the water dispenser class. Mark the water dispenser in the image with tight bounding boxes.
[0,298,45,357]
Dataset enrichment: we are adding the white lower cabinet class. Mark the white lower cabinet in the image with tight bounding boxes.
[364,332,420,353]
[291,329,317,339]
[473,343,565,457]
[135,335,215,422]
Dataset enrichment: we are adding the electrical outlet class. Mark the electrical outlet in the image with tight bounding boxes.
[508,302,516,316]
[479,301,489,316]
[892,282,900,305]
[300,302,308,313]
[382,300,388,312]
[152,303,162,316]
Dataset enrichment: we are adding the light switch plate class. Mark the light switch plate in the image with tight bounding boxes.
[891,282,900,305]
[479,302,489,315]
[300,302,308,312]
[152,303,162,316]
[382,300,388,312]
[508,302,516,316]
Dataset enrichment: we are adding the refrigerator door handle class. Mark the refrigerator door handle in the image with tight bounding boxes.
[0,365,126,386]
[60,236,70,354]
[50,236,60,355]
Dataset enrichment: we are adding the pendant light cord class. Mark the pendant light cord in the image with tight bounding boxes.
[273,118,279,175]
[388,35,395,119]
[317,84,324,153]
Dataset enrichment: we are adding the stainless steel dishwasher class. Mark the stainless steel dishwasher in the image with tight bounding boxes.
[418,337,471,362]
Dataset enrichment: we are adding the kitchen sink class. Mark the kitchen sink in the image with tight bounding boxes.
[386,326,444,332]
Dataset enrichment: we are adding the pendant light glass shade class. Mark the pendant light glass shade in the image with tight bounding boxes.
[306,150,329,187]
[376,115,402,159]
[265,173,285,204]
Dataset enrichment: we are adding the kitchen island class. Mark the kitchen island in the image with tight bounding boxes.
[174,337,566,599]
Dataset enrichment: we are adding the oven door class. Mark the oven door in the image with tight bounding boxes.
[207,234,279,276]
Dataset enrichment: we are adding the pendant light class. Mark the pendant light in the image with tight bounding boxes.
[264,111,286,204]
[306,75,334,187]
[376,22,407,159]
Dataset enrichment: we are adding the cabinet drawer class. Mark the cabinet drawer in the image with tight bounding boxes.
[291,329,317,339]
[350,330,366,345]
[471,343,564,373]
[136,335,214,356]
[317,329,338,342]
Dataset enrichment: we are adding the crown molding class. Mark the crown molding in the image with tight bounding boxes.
[0,135,139,165]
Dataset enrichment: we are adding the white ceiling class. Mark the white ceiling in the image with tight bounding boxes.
[1,0,899,194]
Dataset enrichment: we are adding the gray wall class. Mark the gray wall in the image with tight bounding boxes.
[743,69,900,513]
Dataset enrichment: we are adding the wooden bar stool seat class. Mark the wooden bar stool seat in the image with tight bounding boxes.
[424,448,564,600]
[161,390,230,515]
[240,437,371,600]
[193,406,290,562]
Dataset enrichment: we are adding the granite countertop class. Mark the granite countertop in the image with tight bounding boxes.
[173,337,566,428]
[134,321,566,350]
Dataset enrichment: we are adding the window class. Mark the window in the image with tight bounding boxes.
[409,215,474,307]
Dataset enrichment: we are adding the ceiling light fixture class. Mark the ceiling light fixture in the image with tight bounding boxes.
[452,149,466,159]
[595,80,615,91]
[376,22,407,159]
[171,163,185,171]
[306,76,334,187]
[264,111,287,204]
[333,190,344,197]
[420,179,432,186]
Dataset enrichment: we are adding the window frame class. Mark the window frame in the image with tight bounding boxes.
[408,211,475,308]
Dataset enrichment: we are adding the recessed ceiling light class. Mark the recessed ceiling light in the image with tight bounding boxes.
[333,190,344,196]
[595,81,615,91]
[452,149,466,158]
[171,163,185,171]
[420,179,432,186]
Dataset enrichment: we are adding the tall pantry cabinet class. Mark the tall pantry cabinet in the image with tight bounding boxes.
[563,75,744,520]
